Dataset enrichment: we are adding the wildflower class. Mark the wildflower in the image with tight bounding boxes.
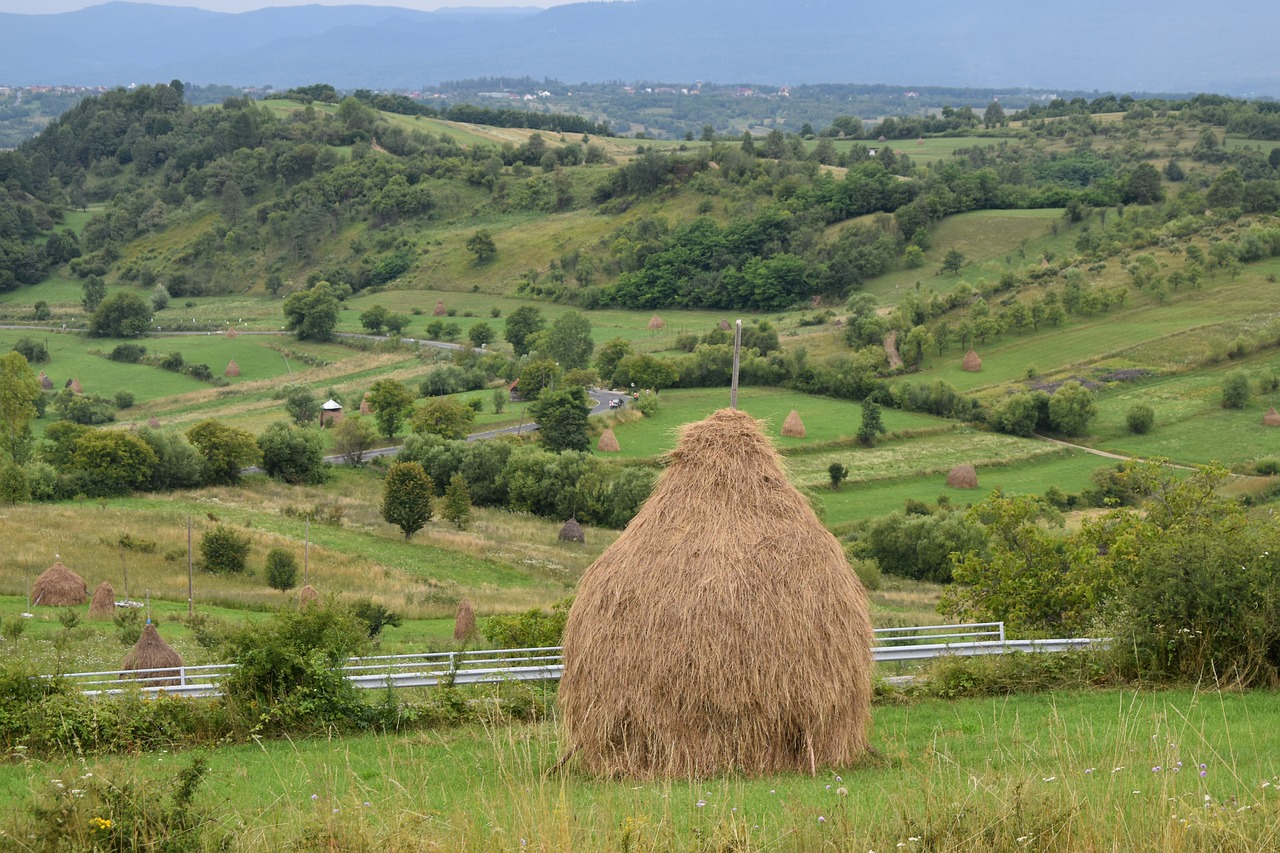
[837,787,849,797]
[1199,763,1207,770]
[363,802,371,807]
[89,817,113,831]
[1112,767,1125,773]
[825,784,831,790]
[1042,776,1056,782]
[836,775,842,782]
[696,800,706,808]
[1200,770,1208,778]
[1153,766,1162,773]
[818,816,826,823]
[332,808,339,814]
[311,794,318,801]
[1084,768,1095,774]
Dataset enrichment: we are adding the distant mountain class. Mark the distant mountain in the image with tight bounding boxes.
[2,0,1277,95]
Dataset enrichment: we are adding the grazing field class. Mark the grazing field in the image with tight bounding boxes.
[3,687,1278,851]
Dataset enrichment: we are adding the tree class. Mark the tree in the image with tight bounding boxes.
[151,283,170,310]
[200,525,251,574]
[466,230,497,264]
[441,472,472,530]
[89,291,150,338]
[611,354,679,390]
[940,248,965,275]
[360,304,390,334]
[467,322,495,348]
[186,419,261,485]
[68,430,157,496]
[829,462,848,491]
[81,275,106,313]
[266,548,298,592]
[857,399,886,446]
[282,282,340,341]
[257,421,327,484]
[0,350,41,465]
[983,100,1005,128]
[594,337,632,385]
[411,397,476,440]
[1048,381,1097,437]
[331,415,377,465]
[517,358,563,401]
[1221,370,1250,409]
[492,388,507,414]
[366,379,415,439]
[381,461,434,539]
[504,305,545,356]
[531,387,591,453]
[283,385,319,426]
[539,310,594,370]
[1123,163,1164,205]
[1126,404,1155,435]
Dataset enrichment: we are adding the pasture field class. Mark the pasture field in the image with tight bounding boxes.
[2,687,1278,851]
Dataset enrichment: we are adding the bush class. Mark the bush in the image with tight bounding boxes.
[265,548,298,592]
[1125,403,1155,434]
[199,525,251,574]
[12,336,49,364]
[114,389,135,409]
[1222,369,1250,409]
[484,597,573,648]
[108,342,147,363]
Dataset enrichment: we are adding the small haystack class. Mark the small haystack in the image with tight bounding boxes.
[38,371,53,391]
[559,517,585,544]
[225,359,240,378]
[360,392,373,416]
[781,409,806,438]
[718,319,731,331]
[453,599,477,642]
[225,327,238,339]
[88,581,116,621]
[122,622,184,687]
[69,378,84,394]
[1265,407,1280,427]
[597,428,621,452]
[434,300,447,316]
[647,315,665,332]
[147,416,161,429]
[298,584,320,606]
[946,464,979,489]
[31,560,88,606]
[559,408,874,778]
[962,349,983,372]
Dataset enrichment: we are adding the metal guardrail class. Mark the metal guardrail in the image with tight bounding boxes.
[53,623,1106,698]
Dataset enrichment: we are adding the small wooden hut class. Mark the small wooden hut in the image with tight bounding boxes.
[225,359,240,377]
[962,349,983,372]
[597,428,621,452]
[1265,407,1280,427]
[453,599,477,642]
[946,464,979,489]
[558,518,585,544]
[781,409,806,438]
[88,581,116,621]
[31,559,88,606]
[122,622,184,687]
[559,408,874,778]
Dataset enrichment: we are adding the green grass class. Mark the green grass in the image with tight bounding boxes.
[4,687,1279,850]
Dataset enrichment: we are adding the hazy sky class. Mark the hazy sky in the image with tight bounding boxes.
[0,0,585,13]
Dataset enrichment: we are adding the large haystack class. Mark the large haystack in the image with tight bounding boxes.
[453,599,477,642]
[122,622,183,687]
[88,581,115,621]
[225,359,240,377]
[559,518,585,543]
[597,428,621,452]
[38,371,53,391]
[962,349,982,372]
[1265,407,1280,427]
[781,409,806,438]
[31,560,88,606]
[434,300,447,316]
[298,584,319,606]
[946,464,979,489]
[560,408,874,778]
[647,315,665,332]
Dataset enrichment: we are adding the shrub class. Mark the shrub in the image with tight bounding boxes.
[265,548,298,592]
[350,599,403,638]
[114,389,135,409]
[108,342,147,363]
[1256,458,1280,476]
[1222,369,1250,409]
[484,597,573,648]
[12,336,50,364]
[1125,403,1155,434]
[199,525,251,574]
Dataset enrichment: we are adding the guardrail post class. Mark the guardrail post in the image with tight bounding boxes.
[999,622,1006,644]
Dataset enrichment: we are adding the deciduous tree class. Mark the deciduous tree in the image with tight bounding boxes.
[381,461,434,539]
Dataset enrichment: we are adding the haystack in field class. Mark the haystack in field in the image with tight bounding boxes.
[69,378,84,393]
[122,622,183,687]
[946,464,979,489]
[1265,407,1280,427]
[31,560,87,606]
[147,416,161,429]
[962,349,982,372]
[647,315,665,332]
[719,319,731,331]
[453,599,477,642]
[559,518,585,543]
[781,410,806,438]
[38,371,53,390]
[559,408,874,778]
[597,428,621,452]
[225,327,238,339]
[360,393,373,415]
[225,359,240,377]
[88,582,115,620]
[434,300,446,316]
[298,584,319,606]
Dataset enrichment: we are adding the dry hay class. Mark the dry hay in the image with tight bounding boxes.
[360,393,373,415]
[225,327,238,338]
[946,464,979,489]
[122,622,184,687]
[88,581,115,621]
[225,359,240,377]
[780,409,806,438]
[69,377,84,394]
[453,599,477,642]
[962,349,983,372]
[434,300,447,316]
[718,319,731,331]
[597,428,621,452]
[38,371,53,390]
[559,517,585,544]
[298,584,320,606]
[647,315,665,331]
[147,416,161,429]
[32,560,88,606]
[559,408,873,778]
[1265,407,1280,427]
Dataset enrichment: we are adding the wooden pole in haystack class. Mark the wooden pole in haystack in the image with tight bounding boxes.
[730,319,742,410]
[119,545,129,604]
[304,519,310,584]
[187,516,194,614]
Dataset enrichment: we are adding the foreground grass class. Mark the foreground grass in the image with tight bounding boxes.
[3,687,1279,851]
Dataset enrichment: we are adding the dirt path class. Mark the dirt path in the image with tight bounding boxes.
[883,330,904,370]
[1033,434,1195,470]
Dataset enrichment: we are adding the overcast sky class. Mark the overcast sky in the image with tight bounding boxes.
[0,0,583,13]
